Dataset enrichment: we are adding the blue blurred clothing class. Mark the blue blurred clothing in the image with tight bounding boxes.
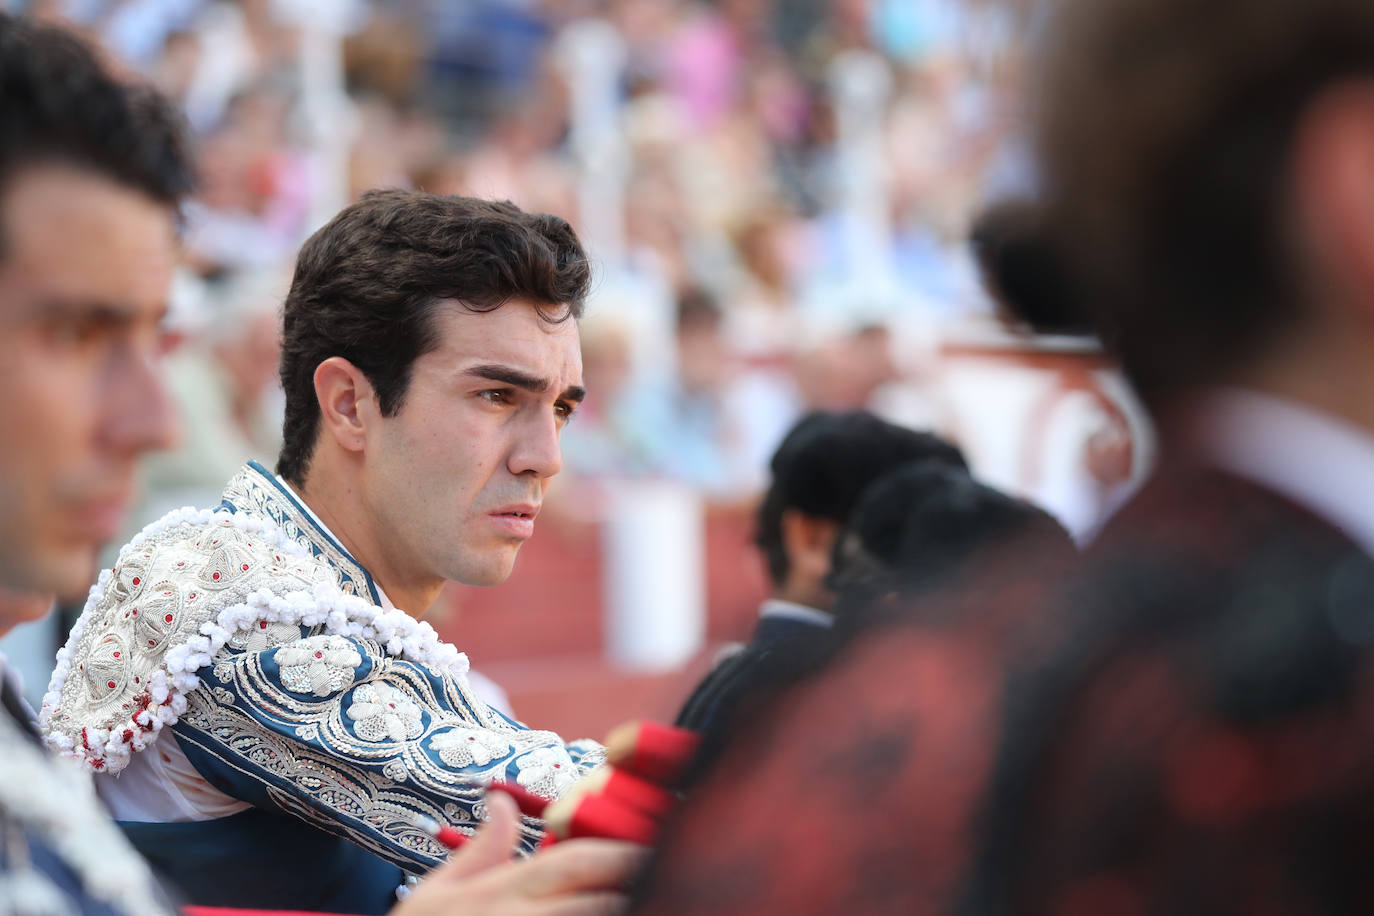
[0,660,174,915]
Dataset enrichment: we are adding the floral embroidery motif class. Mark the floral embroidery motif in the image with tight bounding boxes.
[431,727,510,768]
[347,683,423,742]
[514,746,578,799]
[230,618,304,654]
[276,635,361,697]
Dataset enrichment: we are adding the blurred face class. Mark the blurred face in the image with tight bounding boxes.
[364,301,583,588]
[0,166,178,604]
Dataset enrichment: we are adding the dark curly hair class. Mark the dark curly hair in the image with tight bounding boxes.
[827,463,1076,631]
[755,411,968,588]
[0,12,193,248]
[276,190,592,484]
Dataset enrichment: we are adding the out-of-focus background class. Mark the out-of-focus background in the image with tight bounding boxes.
[2,0,1147,737]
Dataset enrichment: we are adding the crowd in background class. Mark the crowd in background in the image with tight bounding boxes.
[8,0,1374,911]
[9,0,1039,519]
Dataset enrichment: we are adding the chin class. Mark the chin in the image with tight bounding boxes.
[0,589,57,631]
[449,553,519,588]
[459,567,517,588]
[23,548,99,605]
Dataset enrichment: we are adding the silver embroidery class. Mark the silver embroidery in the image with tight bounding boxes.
[277,636,361,697]
[431,727,509,768]
[513,747,579,799]
[347,683,423,743]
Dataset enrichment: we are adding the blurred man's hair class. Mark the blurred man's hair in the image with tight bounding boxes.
[276,190,591,485]
[828,463,1076,629]
[755,411,967,587]
[1035,0,1374,403]
[0,11,193,252]
[969,199,1091,337]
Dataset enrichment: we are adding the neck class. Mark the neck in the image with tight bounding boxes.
[295,457,443,618]
[774,581,831,613]
[1224,324,1374,437]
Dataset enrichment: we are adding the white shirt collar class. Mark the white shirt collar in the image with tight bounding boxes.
[758,599,834,628]
[1192,388,1374,558]
[274,474,395,608]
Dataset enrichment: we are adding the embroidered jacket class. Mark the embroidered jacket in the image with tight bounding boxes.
[41,462,605,877]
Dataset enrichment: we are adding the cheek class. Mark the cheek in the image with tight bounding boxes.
[383,414,484,509]
[0,344,94,474]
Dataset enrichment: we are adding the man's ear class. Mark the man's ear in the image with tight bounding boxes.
[1293,81,1374,324]
[780,510,841,583]
[313,357,375,455]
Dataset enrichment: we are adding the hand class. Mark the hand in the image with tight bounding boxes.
[392,791,648,916]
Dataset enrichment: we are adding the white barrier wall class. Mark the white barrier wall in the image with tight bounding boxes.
[601,478,706,671]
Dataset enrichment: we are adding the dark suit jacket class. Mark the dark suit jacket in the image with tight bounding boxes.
[675,609,836,783]
[964,465,1374,915]
[677,610,835,735]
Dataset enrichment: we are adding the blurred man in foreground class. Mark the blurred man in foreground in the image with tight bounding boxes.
[962,0,1374,911]
[0,10,189,913]
[637,462,1073,914]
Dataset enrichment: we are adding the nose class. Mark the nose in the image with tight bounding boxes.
[508,409,563,480]
[98,336,179,457]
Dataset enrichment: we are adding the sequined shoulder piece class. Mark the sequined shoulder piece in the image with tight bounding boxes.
[220,463,378,602]
[40,505,323,772]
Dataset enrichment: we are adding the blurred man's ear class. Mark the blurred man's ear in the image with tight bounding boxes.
[780,511,841,588]
[1292,80,1374,326]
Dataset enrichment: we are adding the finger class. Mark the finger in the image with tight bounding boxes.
[432,790,523,882]
[521,839,650,897]
[526,891,630,916]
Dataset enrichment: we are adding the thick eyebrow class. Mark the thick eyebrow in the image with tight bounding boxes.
[34,298,168,328]
[464,363,586,404]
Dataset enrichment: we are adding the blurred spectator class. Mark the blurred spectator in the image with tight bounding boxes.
[612,286,799,498]
[968,198,1090,337]
[638,455,1073,915]
[676,411,967,749]
[828,462,1074,636]
[559,313,652,479]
